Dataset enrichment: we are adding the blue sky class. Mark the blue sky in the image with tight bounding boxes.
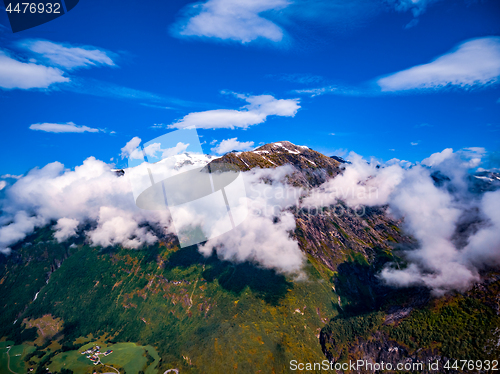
[0,0,499,175]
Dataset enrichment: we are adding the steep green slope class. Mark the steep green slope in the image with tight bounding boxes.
[1,235,340,373]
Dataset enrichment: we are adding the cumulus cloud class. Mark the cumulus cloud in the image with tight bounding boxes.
[303,152,405,208]
[0,212,45,255]
[0,181,6,191]
[200,165,305,273]
[53,217,79,242]
[170,93,300,129]
[20,40,116,70]
[142,142,190,159]
[304,147,500,295]
[29,122,101,133]
[377,37,500,92]
[0,157,171,255]
[120,137,142,159]
[0,50,68,90]
[0,139,304,273]
[212,138,255,154]
[173,0,290,43]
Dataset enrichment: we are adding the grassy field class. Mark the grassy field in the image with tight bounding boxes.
[0,341,36,374]
[48,342,160,374]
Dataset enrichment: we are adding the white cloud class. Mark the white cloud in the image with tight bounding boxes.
[0,181,6,191]
[29,122,101,133]
[0,151,304,274]
[170,93,300,130]
[303,147,497,295]
[1,174,22,179]
[199,165,305,273]
[387,0,439,17]
[0,212,45,255]
[173,0,290,43]
[120,137,142,159]
[303,152,405,208]
[411,142,419,146]
[212,138,254,154]
[421,148,453,167]
[20,40,116,70]
[385,158,413,168]
[53,217,79,242]
[0,50,68,90]
[378,37,500,92]
[0,157,171,255]
[143,142,190,159]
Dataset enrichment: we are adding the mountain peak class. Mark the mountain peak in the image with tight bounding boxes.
[209,140,343,187]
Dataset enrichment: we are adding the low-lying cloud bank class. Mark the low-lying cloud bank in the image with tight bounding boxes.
[303,147,500,295]
[0,157,170,253]
[0,154,305,274]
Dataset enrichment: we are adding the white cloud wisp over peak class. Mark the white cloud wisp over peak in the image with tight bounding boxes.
[303,147,499,295]
[212,138,255,154]
[19,39,116,70]
[377,37,500,92]
[29,122,101,133]
[170,93,300,130]
[173,0,290,43]
[0,50,68,90]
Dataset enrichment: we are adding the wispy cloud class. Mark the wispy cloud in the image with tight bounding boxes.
[172,0,290,43]
[1,174,23,179]
[170,93,300,129]
[61,77,204,109]
[0,50,68,90]
[29,122,102,133]
[140,103,174,110]
[292,84,370,97]
[212,138,255,154]
[271,73,324,84]
[19,39,116,70]
[377,37,500,92]
[387,0,440,17]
